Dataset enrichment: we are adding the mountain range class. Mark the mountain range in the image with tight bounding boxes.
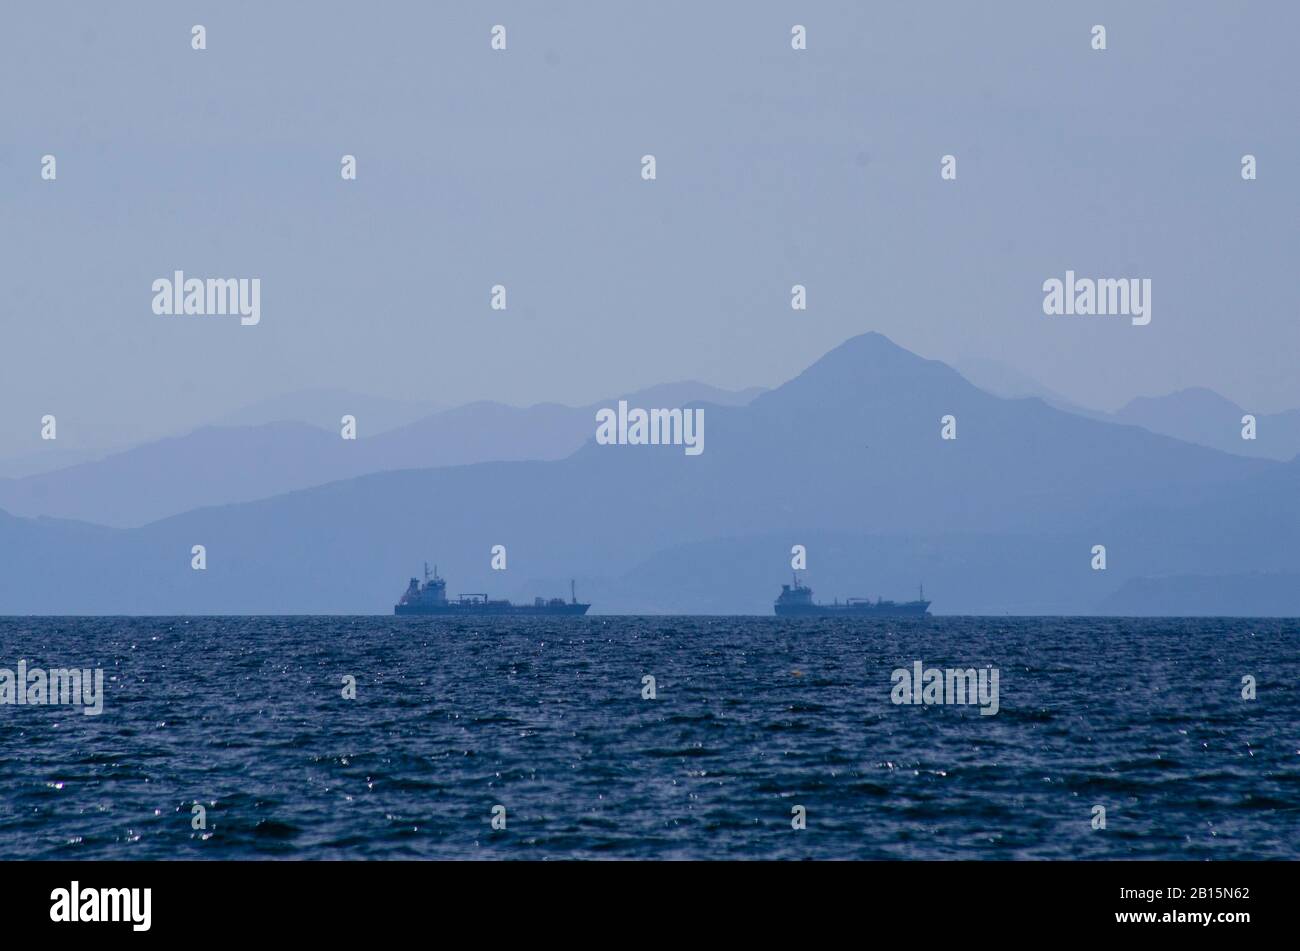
[1111,388,1300,461]
[957,359,1300,461]
[0,382,762,527]
[1,333,1296,615]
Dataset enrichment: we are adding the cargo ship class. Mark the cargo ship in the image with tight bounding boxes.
[394,564,591,616]
[774,574,930,617]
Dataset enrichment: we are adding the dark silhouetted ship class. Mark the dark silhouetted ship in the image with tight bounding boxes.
[774,574,930,617]
[394,564,590,616]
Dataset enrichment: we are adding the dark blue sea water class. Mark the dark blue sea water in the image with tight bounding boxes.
[0,617,1295,860]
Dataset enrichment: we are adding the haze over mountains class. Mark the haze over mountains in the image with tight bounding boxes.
[1110,388,1300,461]
[0,382,762,527]
[1,333,1296,616]
[954,358,1096,418]
[957,361,1300,461]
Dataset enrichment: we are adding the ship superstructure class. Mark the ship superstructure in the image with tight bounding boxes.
[395,564,590,616]
[774,573,930,617]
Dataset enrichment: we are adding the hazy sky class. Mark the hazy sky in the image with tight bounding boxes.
[2,1,1297,454]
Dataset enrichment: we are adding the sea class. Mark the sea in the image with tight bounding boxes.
[0,616,1295,860]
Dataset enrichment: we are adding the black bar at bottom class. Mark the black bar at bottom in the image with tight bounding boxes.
[2,860,1280,938]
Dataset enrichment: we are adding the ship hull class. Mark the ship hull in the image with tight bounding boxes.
[395,603,591,617]
[774,601,930,618]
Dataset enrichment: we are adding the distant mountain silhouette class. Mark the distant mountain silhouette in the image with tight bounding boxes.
[1113,388,1300,461]
[960,361,1300,461]
[954,357,1100,418]
[0,382,763,527]
[0,333,1294,614]
[0,445,114,480]
[0,389,442,481]
[0,422,344,527]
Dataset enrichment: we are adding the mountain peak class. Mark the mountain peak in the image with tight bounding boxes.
[824,330,911,358]
[1116,387,1244,419]
[756,331,970,410]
